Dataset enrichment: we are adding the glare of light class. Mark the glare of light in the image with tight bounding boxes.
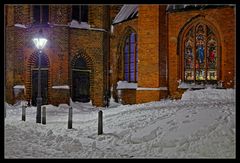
[32,38,47,50]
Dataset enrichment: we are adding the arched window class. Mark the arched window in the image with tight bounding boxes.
[33,52,49,68]
[32,5,49,24]
[182,22,219,83]
[73,56,87,69]
[72,5,88,23]
[124,32,138,82]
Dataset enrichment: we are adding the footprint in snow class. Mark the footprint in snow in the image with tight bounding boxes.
[182,120,191,124]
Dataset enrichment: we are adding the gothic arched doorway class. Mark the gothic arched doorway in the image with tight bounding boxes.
[31,52,49,106]
[72,56,91,102]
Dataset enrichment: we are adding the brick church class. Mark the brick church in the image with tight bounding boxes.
[4,4,236,107]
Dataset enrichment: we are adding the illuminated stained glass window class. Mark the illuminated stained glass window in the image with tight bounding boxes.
[124,32,138,82]
[183,23,218,82]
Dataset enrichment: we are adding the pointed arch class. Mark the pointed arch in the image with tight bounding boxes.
[28,51,50,68]
[177,15,222,84]
[71,49,93,70]
[26,51,50,105]
[70,49,94,102]
[117,26,138,82]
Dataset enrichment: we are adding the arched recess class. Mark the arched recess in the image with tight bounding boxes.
[177,15,222,84]
[27,51,50,106]
[117,26,138,82]
[70,50,94,102]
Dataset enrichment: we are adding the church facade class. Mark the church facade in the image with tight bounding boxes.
[110,4,235,104]
[4,4,236,106]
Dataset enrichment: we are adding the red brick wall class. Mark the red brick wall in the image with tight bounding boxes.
[69,29,105,107]
[5,5,108,107]
[110,17,138,104]
[136,5,168,103]
[167,6,235,97]
[119,89,136,105]
[5,5,235,106]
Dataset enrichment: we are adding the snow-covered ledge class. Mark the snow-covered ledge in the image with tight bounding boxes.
[69,20,90,29]
[68,20,107,32]
[14,24,27,28]
[137,87,168,91]
[13,85,25,96]
[13,85,25,89]
[178,80,223,89]
[116,81,137,90]
[52,85,70,89]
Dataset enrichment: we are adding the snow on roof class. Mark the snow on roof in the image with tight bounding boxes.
[112,5,138,25]
[166,4,234,12]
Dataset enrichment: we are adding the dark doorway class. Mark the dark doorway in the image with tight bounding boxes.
[72,56,90,102]
[72,71,90,102]
[31,52,49,106]
[31,69,48,106]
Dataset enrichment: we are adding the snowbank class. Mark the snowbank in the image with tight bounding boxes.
[181,88,235,102]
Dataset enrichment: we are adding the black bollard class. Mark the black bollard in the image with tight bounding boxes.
[42,106,46,125]
[68,107,72,129]
[22,105,26,121]
[98,110,103,135]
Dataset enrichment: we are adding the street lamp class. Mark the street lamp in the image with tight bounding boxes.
[32,29,47,123]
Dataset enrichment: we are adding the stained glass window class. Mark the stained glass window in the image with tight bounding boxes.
[183,23,218,82]
[124,32,138,82]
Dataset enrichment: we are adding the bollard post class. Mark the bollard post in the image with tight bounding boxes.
[68,107,72,129]
[98,110,103,135]
[22,105,26,121]
[42,106,46,125]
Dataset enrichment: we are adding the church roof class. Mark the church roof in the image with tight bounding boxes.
[112,4,138,25]
[166,4,235,12]
[112,4,234,25]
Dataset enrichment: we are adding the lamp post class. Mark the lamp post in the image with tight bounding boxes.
[32,29,47,123]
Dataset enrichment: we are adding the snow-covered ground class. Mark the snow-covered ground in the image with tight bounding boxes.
[4,88,236,158]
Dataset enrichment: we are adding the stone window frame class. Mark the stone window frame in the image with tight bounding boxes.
[71,5,88,23]
[178,17,222,85]
[123,29,138,83]
[31,5,49,24]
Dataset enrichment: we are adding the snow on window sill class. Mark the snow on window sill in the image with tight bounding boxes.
[116,81,137,90]
[13,85,25,89]
[178,81,223,89]
[68,20,107,32]
[69,20,90,29]
[14,24,27,28]
[52,85,70,89]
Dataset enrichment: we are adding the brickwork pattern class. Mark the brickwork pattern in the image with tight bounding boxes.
[110,18,138,104]
[5,5,235,106]
[5,5,109,107]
